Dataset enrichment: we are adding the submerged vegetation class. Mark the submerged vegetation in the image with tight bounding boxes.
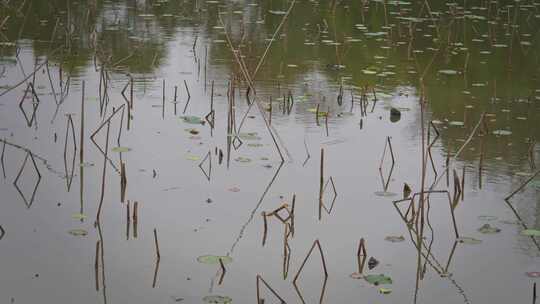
[0,0,539,303]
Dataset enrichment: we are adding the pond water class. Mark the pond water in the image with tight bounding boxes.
[0,0,539,303]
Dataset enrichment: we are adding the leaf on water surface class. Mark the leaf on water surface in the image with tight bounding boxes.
[477,215,497,221]
[112,147,131,153]
[520,229,540,237]
[492,129,512,136]
[478,224,501,234]
[365,274,392,286]
[180,116,205,124]
[268,10,287,15]
[186,155,200,161]
[374,191,397,197]
[171,296,184,302]
[203,295,232,304]
[185,128,199,135]
[72,213,87,220]
[362,69,378,75]
[197,255,233,265]
[238,132,261,141]
[438,69,460,76]
[306,108,328,116]
[448,121,464,126]
[234,156,251,163]
[457,237,482,244]
[379,287,392,294]
[68,229,88,236]
[385,235,405,242]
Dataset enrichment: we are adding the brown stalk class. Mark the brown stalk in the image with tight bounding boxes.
[126,201,130,240]
[319,148,324,221]
[120,162,127,203]
[63,114,77,192]
[133,201,138,238]
[505,170,540,201]
[356,238,367,274]
[95,121,111,223]
[95,240,100,291]
[261,211,268,246]
[162,79,165,119]
[256,275,287,304]
[182,80,191,114]
[292,240,328,304]
[218,258,226,285]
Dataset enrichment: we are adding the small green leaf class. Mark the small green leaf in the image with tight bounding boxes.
[186,155,200,161]
[197,255,233,265]
[203,295,232,304]
[180,116,204,124]
[492,129,512,136]
[438,69,459,76]
[478,224,501,234]
[112,147,131,153]
[521,229,540,237]
[234,156,251,163]
[457,237,482,244]
[365,274,392,286]
[384,235,405,242]
[68,229,88,236]
[72,213,87,220]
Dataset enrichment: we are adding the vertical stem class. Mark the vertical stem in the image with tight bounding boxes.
[319,148,324,221]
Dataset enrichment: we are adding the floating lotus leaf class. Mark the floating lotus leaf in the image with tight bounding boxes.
[492,129,512,136]
[180,116,204,124]
[185,128,199,135]
[457,237,482,244]
[379,287,392,294]
[385,235,405,242]
[374,191,397,197]
[449,121,464,126]
[362,69,378,75]
[186,155,200,161]
[202,295,232,304]
[268,10,286,15]
[477,215,498,221]
[112,147,131,153]
[234,157,251,163]
[238,132,261,141]
[72,213,87,220]
[438,69,459,76]
[521,229,540,237]
[365,274,392,286]
[197,255,233,265]
[68,229,88,236]
[478,224,501,234]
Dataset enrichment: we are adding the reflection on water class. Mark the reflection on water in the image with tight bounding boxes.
[0,0,539,303]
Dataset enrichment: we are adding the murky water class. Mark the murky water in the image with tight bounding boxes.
[0,0,539,303]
